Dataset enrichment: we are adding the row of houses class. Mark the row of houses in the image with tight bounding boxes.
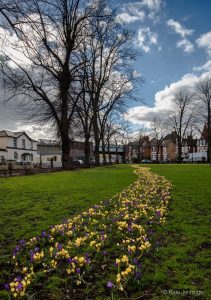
[125,127,208,163]
[0,130,124,165]
[0,126,208,165]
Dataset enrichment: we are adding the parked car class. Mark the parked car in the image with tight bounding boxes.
[73,160,83,166]
[141,159,152,164]
[183,152,207,163]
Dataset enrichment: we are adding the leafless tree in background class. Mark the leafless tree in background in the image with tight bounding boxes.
[150,117,166,162]
[168,88,194,163]
[195,77,211,164]
[137,126,147,163]
[103,113,129,164]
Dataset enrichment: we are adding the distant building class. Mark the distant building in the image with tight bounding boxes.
[37,139,62,165]
[0,130,37,162]
[37,139,94,165]
[70,140,94,161]
[125,141,139,163]
[164,132,177,162]
[197,124,208,153]
[99,145,125,163]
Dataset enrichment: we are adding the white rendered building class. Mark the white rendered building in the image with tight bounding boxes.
[0,130,38,162]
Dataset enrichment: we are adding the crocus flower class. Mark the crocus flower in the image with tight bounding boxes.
[107,281,114,288]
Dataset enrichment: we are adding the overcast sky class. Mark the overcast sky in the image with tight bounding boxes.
[1,0,211,139]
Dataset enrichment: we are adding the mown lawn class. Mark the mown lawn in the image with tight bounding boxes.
[139,164,211,300]
[0,164,210,299]
[0,165,136,279]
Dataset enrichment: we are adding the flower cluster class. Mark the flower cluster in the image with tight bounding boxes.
[5,168,171,299]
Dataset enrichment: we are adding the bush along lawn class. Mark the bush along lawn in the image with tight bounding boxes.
[4,168,171,300]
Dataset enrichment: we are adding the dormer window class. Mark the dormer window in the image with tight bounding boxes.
[13,138,17,148]
[22,139,26,149]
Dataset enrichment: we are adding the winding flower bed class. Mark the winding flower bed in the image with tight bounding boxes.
[5,168,171,299]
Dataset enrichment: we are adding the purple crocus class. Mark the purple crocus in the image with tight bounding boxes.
[57,243,62,250]
[135,271,142,279]
[86,258,91,264]
[107,281,114,288]
[17,282,23,290]
[19,240,26,246]
[76,268,81,274]
[41,231,47,238]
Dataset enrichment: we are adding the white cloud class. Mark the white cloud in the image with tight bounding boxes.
[176,39,194,53]
[196,31,211,56]
[166,19,194,53]
[141,0,162,11]
[125,69,211,126]
[116,11,145,24]
[193,60,211,72]
[116,0,162,24]
[137,27,158,52]
[16,123,55,140]
[167,19,194,38]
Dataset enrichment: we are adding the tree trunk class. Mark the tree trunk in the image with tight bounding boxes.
[156,145,159,162]
[108,141,112,164]
[208,109,211,164]
[84,137,91,167]
[102,142,107,165]
[137,142,141,163]
[115,144,119,163]
[160,145,163,161]
[94,139,100,166]
[177,139,182,163]
[93,112,100,166]
[61,129,71,169]
[60,61,71,169]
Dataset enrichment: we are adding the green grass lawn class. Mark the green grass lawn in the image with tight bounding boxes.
[0,164,210,299]
[0,165,136,266]
[139,164,211,300]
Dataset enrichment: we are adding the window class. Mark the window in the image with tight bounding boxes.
[30,141,33,150]
[0,156,4,162]
[14,152,18,160]
[13,138,17,148]
[22,139,26,149]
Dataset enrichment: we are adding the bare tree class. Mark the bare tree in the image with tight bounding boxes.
[137,126,147,163]
[168,88,194,163]
[150,118,166,162]
[0,0,95,168]
[80,2,141,165]
[104,113,129,164]
[195,77,211,164]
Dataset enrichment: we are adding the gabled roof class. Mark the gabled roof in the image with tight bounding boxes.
[0,130,37,142]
